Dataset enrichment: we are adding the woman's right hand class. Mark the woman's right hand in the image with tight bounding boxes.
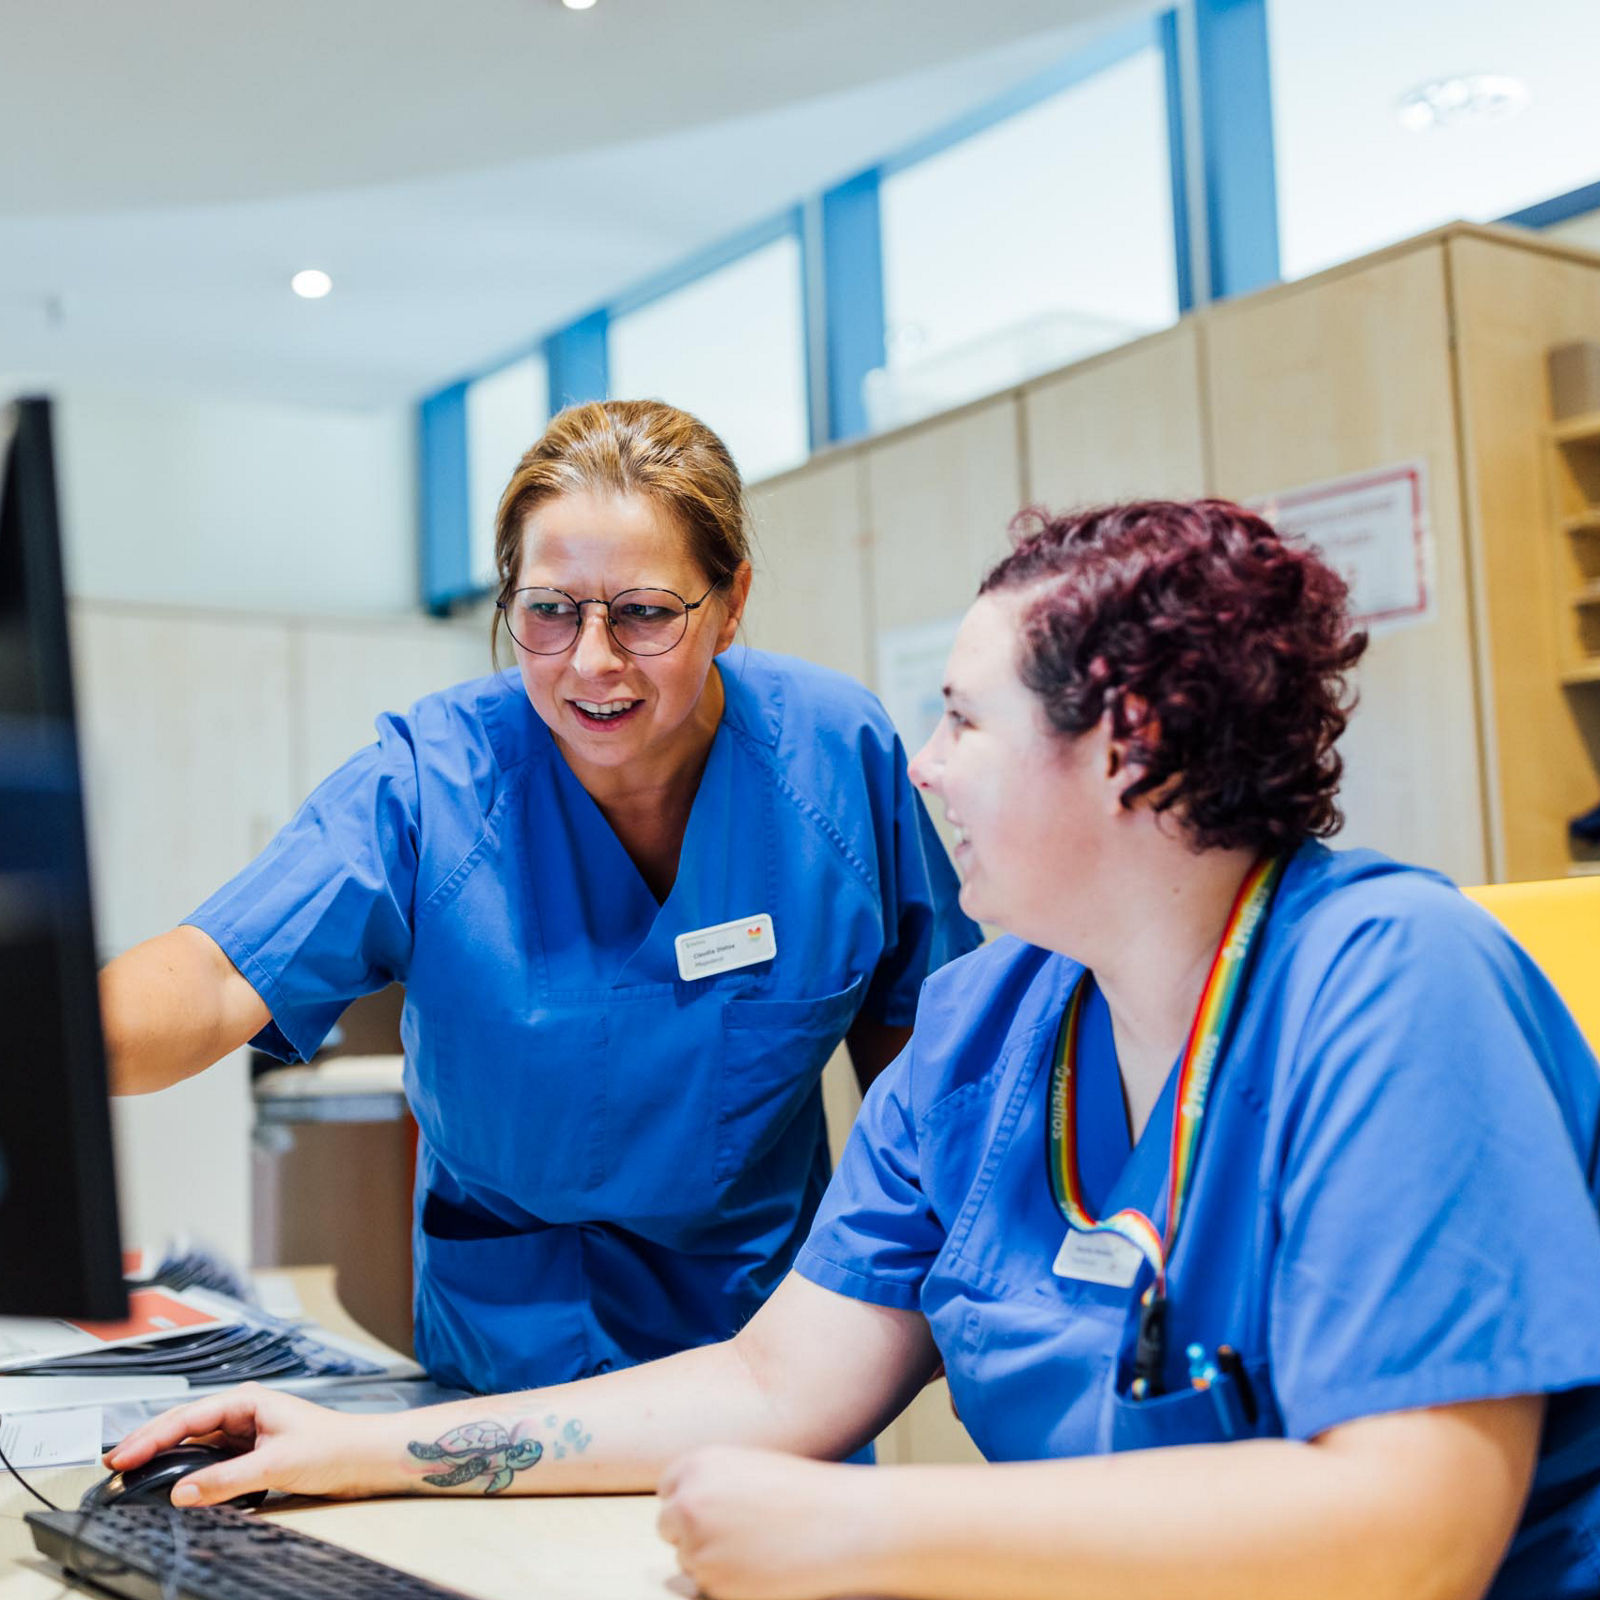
[104,1383,394,1505]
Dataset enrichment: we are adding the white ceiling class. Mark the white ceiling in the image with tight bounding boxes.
[0,0,1147,409]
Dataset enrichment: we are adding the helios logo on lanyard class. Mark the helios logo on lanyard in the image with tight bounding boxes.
[1048,854,1286,1397]
[674,913,777,982]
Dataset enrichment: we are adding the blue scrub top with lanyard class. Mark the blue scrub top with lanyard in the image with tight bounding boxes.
[798,843,1600,1600]
[188,646,979,1394]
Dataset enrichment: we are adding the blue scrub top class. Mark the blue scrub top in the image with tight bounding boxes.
[798,843,1600,1600]
[189,646,978,1393]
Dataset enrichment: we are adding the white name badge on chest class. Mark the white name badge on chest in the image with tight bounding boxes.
[674,913,778,982]
[1052,1228,1145,1288]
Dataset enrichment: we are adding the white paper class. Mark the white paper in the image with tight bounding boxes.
[251,1272,306,1322]
[1250,461,1434,632]
[0,1376,186,1413]
[0,1406,102,1467]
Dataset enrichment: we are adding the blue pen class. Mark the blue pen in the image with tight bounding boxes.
[1188,1342,1244,1439]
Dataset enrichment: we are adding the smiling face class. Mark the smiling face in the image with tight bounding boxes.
[908,591,1123,946]
[510,489,749,789]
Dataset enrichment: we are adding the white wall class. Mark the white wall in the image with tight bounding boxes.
[51,387,418,615]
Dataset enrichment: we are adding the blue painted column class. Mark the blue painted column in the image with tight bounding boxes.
[546,310,609,413]
[819,170,887,443]
[418,382,470,614]
[1192,0,1280,298]
[1159,8,1200,314]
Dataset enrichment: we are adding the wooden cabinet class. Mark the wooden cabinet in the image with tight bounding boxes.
[1203,243,1490,887]
[1553,414,1600,685]
[1022,323,1208,507]
[745,455,871,683]
[1447,231,1600,880]
[862,396,1024,642]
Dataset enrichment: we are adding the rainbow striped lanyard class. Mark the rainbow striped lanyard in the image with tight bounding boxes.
[1047,853,1286,1398]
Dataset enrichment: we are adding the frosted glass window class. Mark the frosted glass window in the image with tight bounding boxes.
[465,353,548,591]
[608,235,809,487]
[875,47,1176,430]
[1270,0,1600,280]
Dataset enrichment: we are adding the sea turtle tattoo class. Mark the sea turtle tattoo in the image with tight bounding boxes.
[407,1422,544,1493]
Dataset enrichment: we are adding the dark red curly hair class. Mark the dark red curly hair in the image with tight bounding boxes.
[979,500,1368,853]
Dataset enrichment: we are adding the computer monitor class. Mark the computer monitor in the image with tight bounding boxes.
[0,396,127,1320]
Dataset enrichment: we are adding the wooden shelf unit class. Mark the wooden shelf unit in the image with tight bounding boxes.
[1549,420,1600,689]
[1552,410,1600,447]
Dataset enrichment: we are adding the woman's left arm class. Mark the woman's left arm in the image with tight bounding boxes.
[660,1394,1543,1600]
[845,1017,912,1096]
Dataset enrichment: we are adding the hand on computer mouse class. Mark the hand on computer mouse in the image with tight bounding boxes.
[104,1384,390,1506]
[82,1443,269,1512]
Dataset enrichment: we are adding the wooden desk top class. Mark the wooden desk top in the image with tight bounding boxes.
[0,1466,680,1599]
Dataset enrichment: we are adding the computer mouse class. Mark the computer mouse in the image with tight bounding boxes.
[80,1443,269,1512]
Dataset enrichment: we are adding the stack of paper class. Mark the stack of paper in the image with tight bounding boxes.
[0,1259,421,1465]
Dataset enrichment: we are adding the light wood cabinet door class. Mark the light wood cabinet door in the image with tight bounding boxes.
[745,456,872,685]
[1204,244,1489,886]
[864,397,1025,637]
[1023,324,1208,509]
[1448,232,1600,881]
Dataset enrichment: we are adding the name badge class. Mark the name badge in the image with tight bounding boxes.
[675,913,777,982]
[1052,1229,1144,1288]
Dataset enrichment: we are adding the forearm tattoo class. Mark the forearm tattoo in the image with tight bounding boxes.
[406,1415,593,1494]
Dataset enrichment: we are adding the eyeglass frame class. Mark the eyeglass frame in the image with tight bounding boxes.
[494,581,722,657]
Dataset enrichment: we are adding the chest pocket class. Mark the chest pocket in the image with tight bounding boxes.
[1101,1351,1281,1452]
[718,976,867,1182]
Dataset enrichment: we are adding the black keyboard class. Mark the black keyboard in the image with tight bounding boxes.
[27,1503,476,1600]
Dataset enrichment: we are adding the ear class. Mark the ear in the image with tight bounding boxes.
[713,561,753,653]
[1105,694,1171,815]
[1100,721,1131,813]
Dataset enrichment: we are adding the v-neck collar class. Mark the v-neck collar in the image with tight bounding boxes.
[544,656,785,992]
[488,650,783,994]
[1069,979,1180,1229]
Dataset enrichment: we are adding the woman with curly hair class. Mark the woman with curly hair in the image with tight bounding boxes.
[110,500,1600,1600]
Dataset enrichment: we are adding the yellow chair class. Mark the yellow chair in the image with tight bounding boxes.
[1463,877,1600,1056]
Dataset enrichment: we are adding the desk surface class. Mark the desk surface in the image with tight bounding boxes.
[0,1269,682,1600]
[0,1467,679,1600]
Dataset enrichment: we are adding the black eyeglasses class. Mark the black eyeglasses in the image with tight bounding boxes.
[495,584,718,657]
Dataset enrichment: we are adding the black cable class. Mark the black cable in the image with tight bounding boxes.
[0,1413,63,1510]
[0,1410,118,1600]
[1,1411,185,1598]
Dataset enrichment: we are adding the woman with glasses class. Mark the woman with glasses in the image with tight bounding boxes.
[100,399,978,1395]
[115,499,1600,1600]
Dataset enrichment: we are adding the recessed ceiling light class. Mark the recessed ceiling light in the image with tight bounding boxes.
[291,268,333,300]
[561,0,598,10]
[1395,75,1529,133]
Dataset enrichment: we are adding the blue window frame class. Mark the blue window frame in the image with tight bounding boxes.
[606,212,810,487]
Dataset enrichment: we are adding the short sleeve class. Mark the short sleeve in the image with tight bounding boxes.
[861,735,980,1028]
[1269,900,1600,1442]
[184,712,422,1063]
[794,1041,946,1310]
